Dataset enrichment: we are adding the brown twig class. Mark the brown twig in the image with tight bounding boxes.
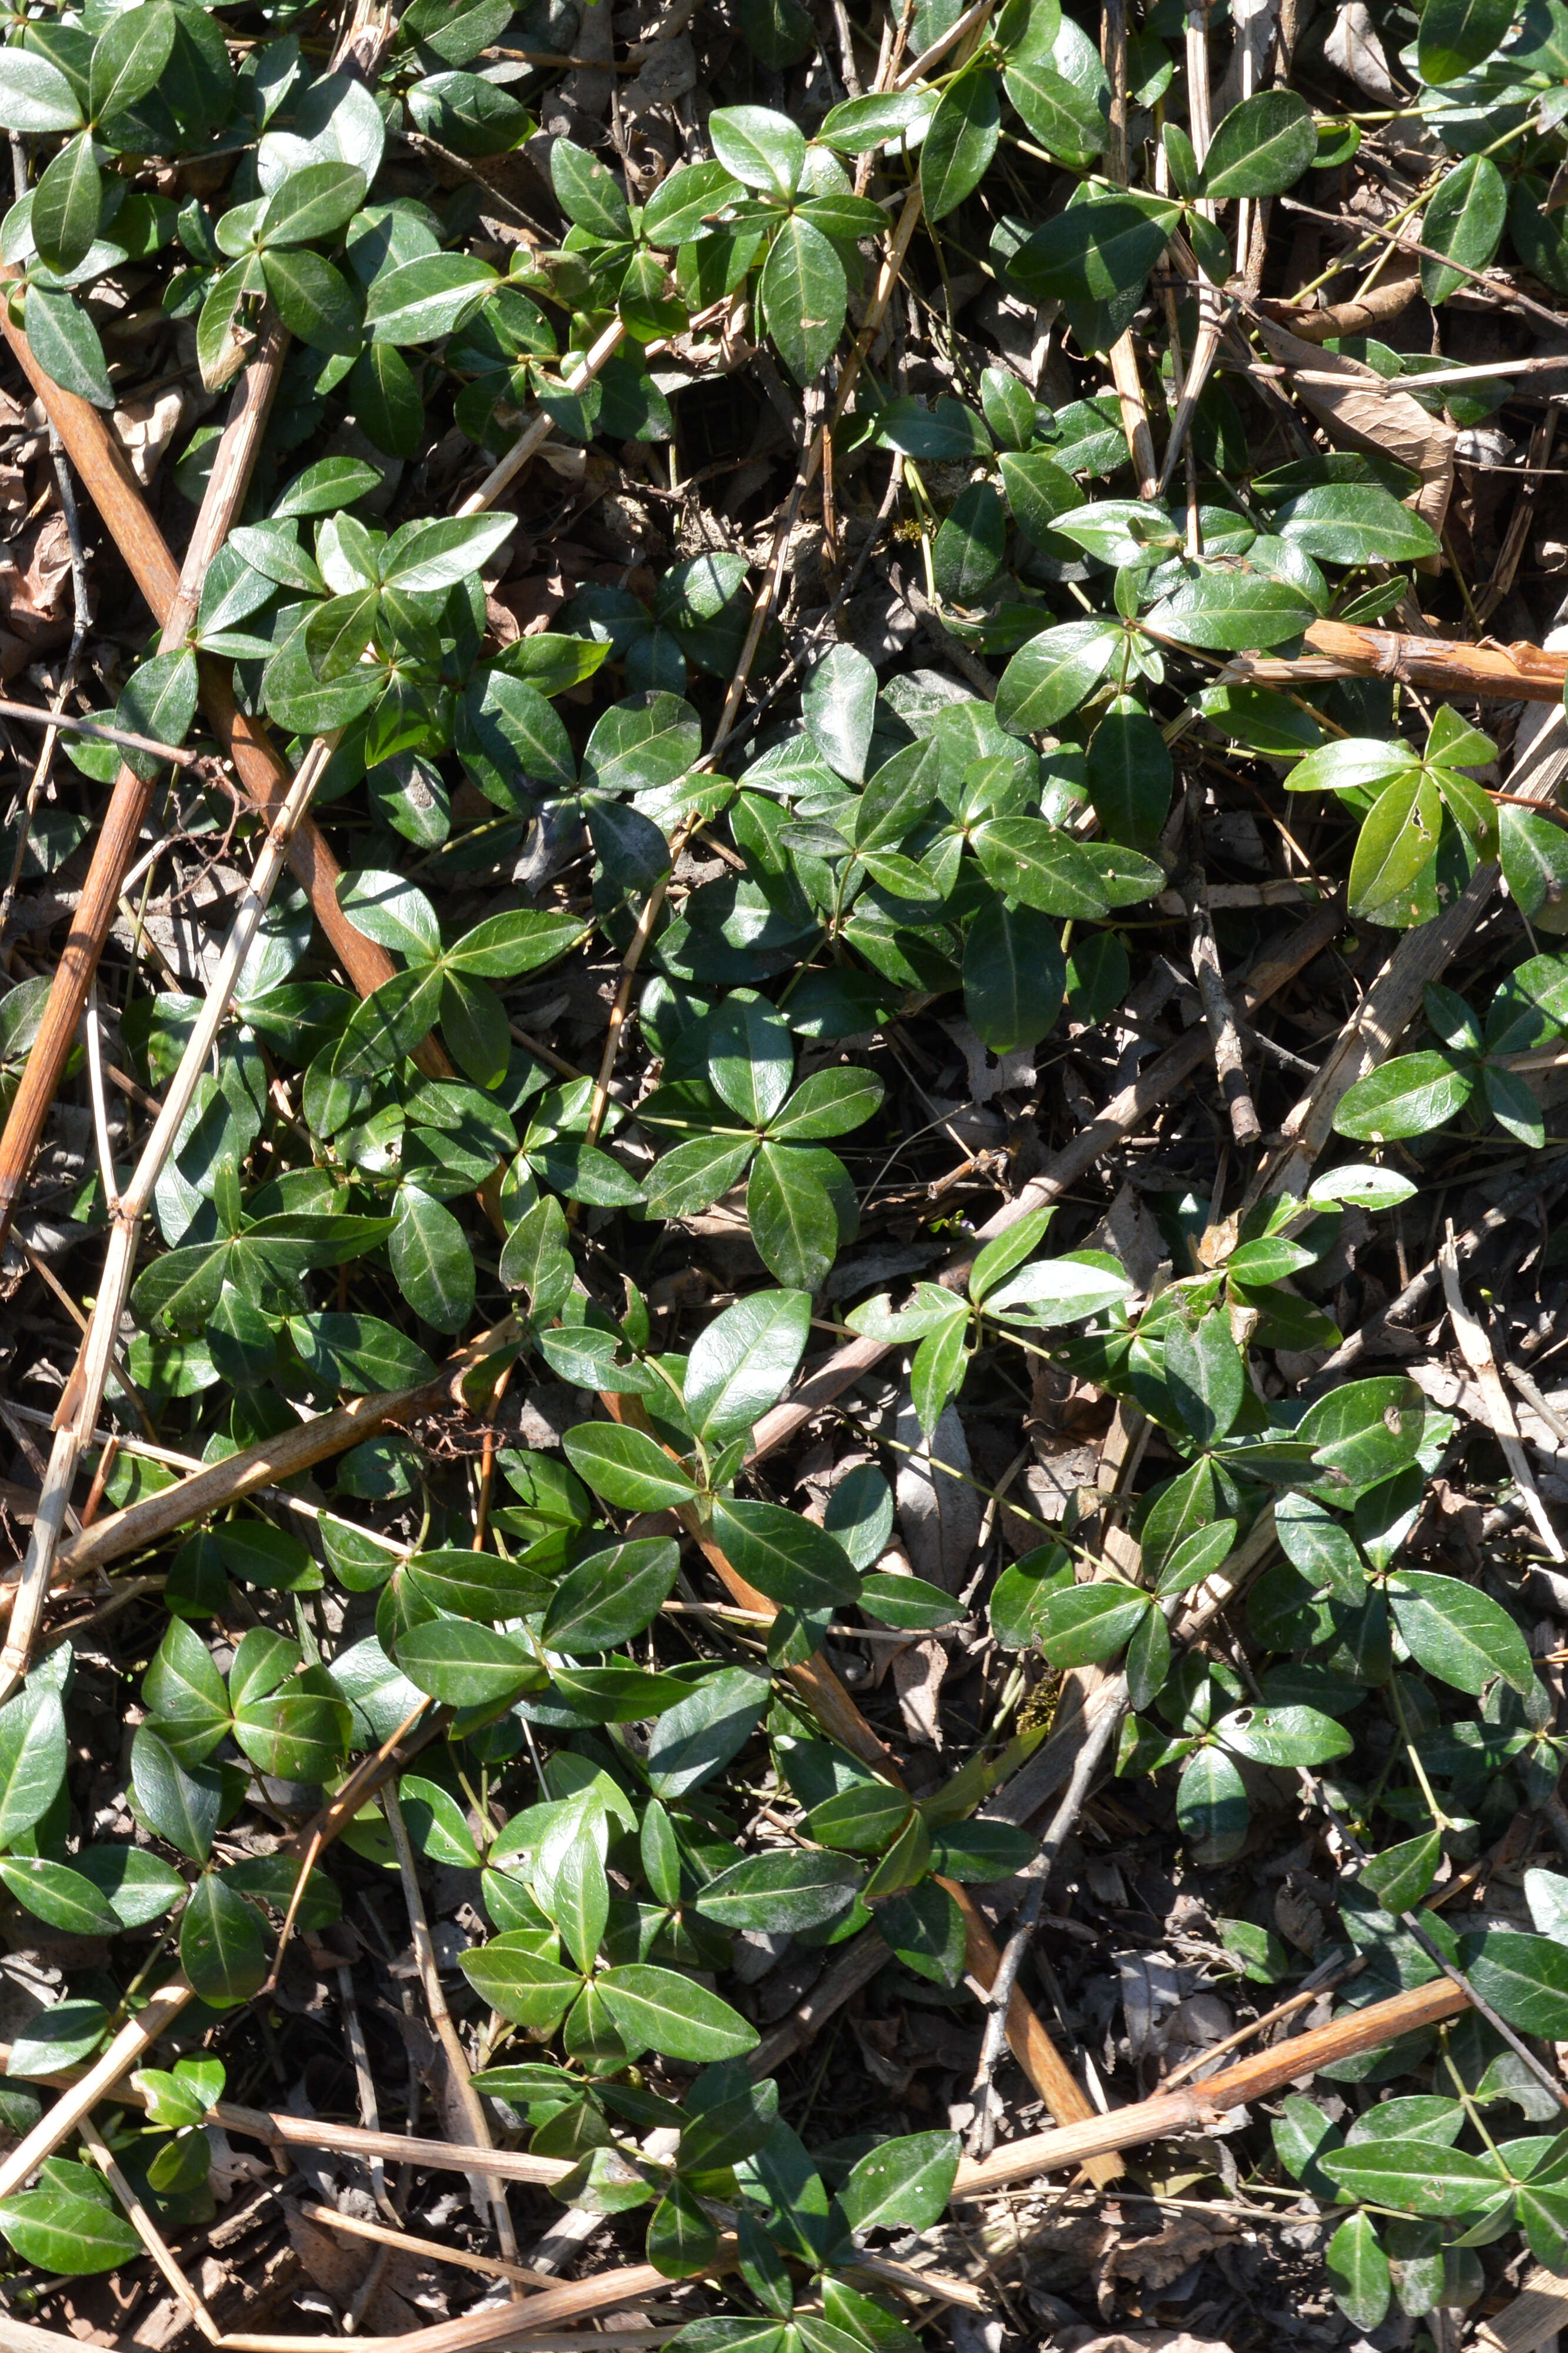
[950,1974,1472,2198]
[0,311,288,1259]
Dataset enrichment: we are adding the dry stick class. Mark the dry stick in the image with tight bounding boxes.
[1102,0,1157,496]
[0,1978,194,2201]
[0,729,342,1701]
[746,892,1346,1468]
[455,315,628,516]
[1230,616,1568,702]
[41,1317,518,1587]
[1160,0,1226,492]
[0,309,287,1261]
[79,2114,222,2344]
[382,1784,524,2287]
[1183,850,1262,1145]
[336,1964,398,2227]
[1439,1228,1564,1559]
[0,700,202,766]
[298,2202,560,2291]
[709,185,925,761]
[950,1972,1472,2201]
[967,1689,1125,2159]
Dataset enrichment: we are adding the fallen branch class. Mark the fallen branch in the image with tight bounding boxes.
[949,1972,1470,2198]
[1227,618,1568,703]
[0,311,286,1261]
[32,1317,518,1586]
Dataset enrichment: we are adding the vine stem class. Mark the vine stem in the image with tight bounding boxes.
[0,731,338,1702]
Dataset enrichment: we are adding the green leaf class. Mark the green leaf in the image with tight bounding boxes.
[642,158,746,242]
[708,105,805,198]
[1333,1049,1474,1140]
[920,66,1000,220]
[366,251,495,342]
[1200,89,1317,198]
[1363,1829,1443,1913]
[551,137,630,239]
[1175,1745,1250,1863]
[0,1687,66,1847]
[840,2132,959,2233]
[1001,54,1107,166]
[1319,2138,1506,2215]
[256,159,368,246]
[759,214,845,384]
[25,285,112,406]
[1274,1490,1366,1601]
[1030,1579,1151,1667]
[747,1141,843,1290]
[1327,2212,1392,2331]
[1460,1929,1568,2037]
[89,0,175,123]
[1008,194,1175,304]
[144,1615,232,1764]
[350,340,425,456]
[963,897,1066,1052]
[391,1187,475,1334]
[396,1617,537,1708]
[131,1724,219,1862]
[31,132,101,274]
[1276,485,1441,566]
[995,618,1123,730]
[709,1498,861,1609]
[1216,1704,1353,1767]
[382,511,516,592]
[75,1846,184,1928]
[0,47,84,130]
[693,1849,862,1932]
[261,246,361,352]
[686,1289,812,1441]
[1422,152,1507,302]
[179,1872,269,2008]
[910,1312,970,1438]
[1419,0,1513,81]
[932,480,1006,605]
[597,1964,758,2061]
[460,1938,582,2033]
[563,1424,698,1511]
[6,2002,108,2079]
[646,1665,769,1798]
[971,817,1108,918]
[232,1668,353,1784]
[0,2178,140,2275]
[1297,1375,1425,1491]
[1146,571,1317,651]
[1163,1310,1245,1445]
[405,1545,553,1621]
[979,1254,1130,1326]
[1389,1571,1536,1696]
[0,1857,118,1936]
[401,1774,483,1868]
[1085,696,1172,852]
[648,2183,723,2279]
[542,1538,680,1654]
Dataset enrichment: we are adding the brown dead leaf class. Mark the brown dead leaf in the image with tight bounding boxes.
[1100,2218,1234,2307]
[893,1634,950,1746]
[286,2212,422,2331]
[1252,314,1455,535]
[0,510,74,655]
[112,388,185,485]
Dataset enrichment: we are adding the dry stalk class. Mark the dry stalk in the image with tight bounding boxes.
[382,1783,524,2282]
